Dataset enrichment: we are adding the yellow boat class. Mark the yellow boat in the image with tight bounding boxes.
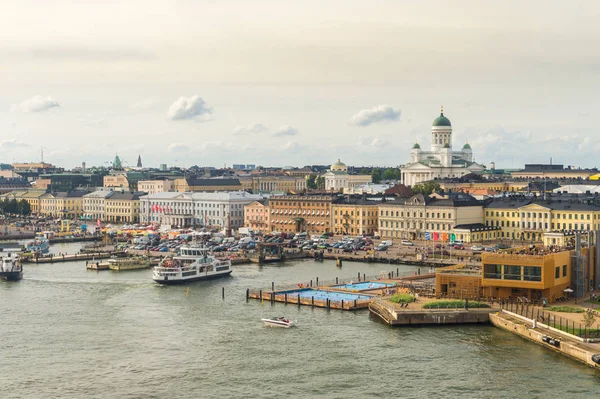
[108,257,153,271]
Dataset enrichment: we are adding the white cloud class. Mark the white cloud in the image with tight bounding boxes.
[168,143,190,153]
[272,125,299,137]
[350,105,401,126]
[0,139,28,149]
[12,95,60,113]
[358,136,388,149]
[167,95,212,121]
[232,123,268,135]
[282,140,302,153]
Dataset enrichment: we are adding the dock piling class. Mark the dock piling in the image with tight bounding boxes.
[397,268,399,277]
[316,277,319,286]
[259,289,262,300]
[357,272,360,281]
[336,277,338,284]
[310,279,312,287]
[326,298,330,310]
[284,293,288,303]
[341,300,344,310]
[246,288,249,302]
[222,287,225,300]
[271,282,274,291]
[354,299,357,310]
[363,273,366,281]
[298,295,301,308]
[311,296,314,307]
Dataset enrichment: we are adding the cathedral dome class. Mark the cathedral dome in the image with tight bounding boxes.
[433,112,451,127]
[412,143,421,150]
[331,159,348,172]
[463,143,471,150]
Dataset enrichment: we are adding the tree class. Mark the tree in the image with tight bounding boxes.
[17,200,31,216]
[371,168,382,184]
[315,176,325,190]
[306,173,318,189]
[412,181,441,196]
[382,168,401,181]
[583,309,598,330]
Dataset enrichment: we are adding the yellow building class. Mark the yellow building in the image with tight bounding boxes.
[243,200,270,233]
[269,194,337,234]
[174,178,242,192]
[137,179,174,194]
[378,193,484,240]
[238,176,306,193]
[39,192,86,219]
[481,250,574,302]
[485,195,600,243]
[103,174,129,189]
[105,192,142,223]
[438,181,529,194]
[1,190,48,215]
[331,198,379,236]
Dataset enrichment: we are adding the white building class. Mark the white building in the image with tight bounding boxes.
[401,108,485,187]
[139,191,262,229]
[323,159,372,191]
[553,185,600,194]
[83,190,114,221]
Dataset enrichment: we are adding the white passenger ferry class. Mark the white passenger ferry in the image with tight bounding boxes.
[152,246,232,284]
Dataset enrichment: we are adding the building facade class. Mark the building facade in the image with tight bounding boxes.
[137,179,174,194]
[331,198,379,236]
[103,174,129,189]
[323,159,372,192]
[139,191,262,229]
[243,200,270,233]
[378,193,484,240]
[40,192,86,219]
[401,108,485,187]
[238,176,306,193]
[104,192,142,223]
[174,178,243,192]
[268,194,337,234]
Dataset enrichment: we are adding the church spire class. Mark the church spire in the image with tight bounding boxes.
[440,105,444,116]
[137,154,142,168]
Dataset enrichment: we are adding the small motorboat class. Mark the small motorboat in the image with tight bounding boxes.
[261,317,296,328]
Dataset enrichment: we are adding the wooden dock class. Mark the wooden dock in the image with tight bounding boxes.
[24,252,117,264]
[247,288,372,311]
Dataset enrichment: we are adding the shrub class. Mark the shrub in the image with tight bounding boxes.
[547,306,585,313]
[423,300,490,309]
[389,293,414,304]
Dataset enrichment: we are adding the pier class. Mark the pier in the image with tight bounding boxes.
[24,252,122,264]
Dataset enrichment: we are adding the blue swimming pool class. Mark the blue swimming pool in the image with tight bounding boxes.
[335,282,394,290]
[278,288,373,301]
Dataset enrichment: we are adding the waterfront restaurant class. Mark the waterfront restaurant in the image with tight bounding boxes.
[481,250,572,303]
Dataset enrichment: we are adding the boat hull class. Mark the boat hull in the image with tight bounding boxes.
[153,270,232,285]
[109,263,152,271]
[261,319,296,328]
[0,271,23,281]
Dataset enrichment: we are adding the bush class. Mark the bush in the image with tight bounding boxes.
[547,306,585,313]
[389,293,414,304]
[423,300,490,309]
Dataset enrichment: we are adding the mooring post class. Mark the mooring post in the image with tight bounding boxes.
[341,300,344,310]
[336,277,339,284]
[271,292,274,304]
[310,279,313,287]
[354,299,357,310]
[327,298,330,310]
[222,287,225,300]
[312,296,314,307]
[397,268,399,277]
[259,289,262,300]
[363,273,366,281]
[316,277,319,286]
[358,272,360,281]
[271,281,274,291]
[298,295,301,308]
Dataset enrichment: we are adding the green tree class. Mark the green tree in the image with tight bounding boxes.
[7,199,18,214]
[17,200,31,216]
[412,181,441,196]
[382,168,401,180]
[315,175,325,190]
[371,168,382,184]
[306,173,318,189]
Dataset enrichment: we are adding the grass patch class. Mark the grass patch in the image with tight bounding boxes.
[423,300,490,309]
[585,299,600,305]
[547,306,585,313]
[389,293,414,304]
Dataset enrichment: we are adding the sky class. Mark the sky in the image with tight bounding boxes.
[1,0,600,169]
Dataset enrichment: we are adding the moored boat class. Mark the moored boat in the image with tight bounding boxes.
[261,317,296,328]
[107,257,152,271]
[152,245,232,284]
[26,238,50,254]
[0,253,23,281]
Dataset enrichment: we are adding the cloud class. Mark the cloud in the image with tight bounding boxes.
[350,105,401,126]
[272,125,299,137]
[12,95,60,113]
[29,45,154,62]
[0,139,28,149]
[167,95,212,121]
[282,140,302,153]
[168,143,190,153]
[358,136,388,149]
[232,123,268,135]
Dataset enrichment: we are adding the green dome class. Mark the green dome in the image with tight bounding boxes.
[463,143,471,150]
[412,143,421,149]
[433,111,451,127]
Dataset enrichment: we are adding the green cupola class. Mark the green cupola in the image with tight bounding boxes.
[412,142,421,149]
[432,106,451,127]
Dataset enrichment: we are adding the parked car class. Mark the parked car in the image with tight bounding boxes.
[159,247,169,252]
[376,245,389,251]
[453,244,465,250]
[470,245,484,251]
[497,243,511,250]
[401,240,414,246]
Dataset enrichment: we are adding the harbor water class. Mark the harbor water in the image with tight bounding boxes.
[2,243,600,398]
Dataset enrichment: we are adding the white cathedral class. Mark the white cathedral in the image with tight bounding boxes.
[401,108,485,187]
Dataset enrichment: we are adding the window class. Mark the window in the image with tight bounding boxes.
[504,265,521,281]
[555,266,560,279]
[562,265,567,277]
[484,264,502,279]
[523,266,542,282]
